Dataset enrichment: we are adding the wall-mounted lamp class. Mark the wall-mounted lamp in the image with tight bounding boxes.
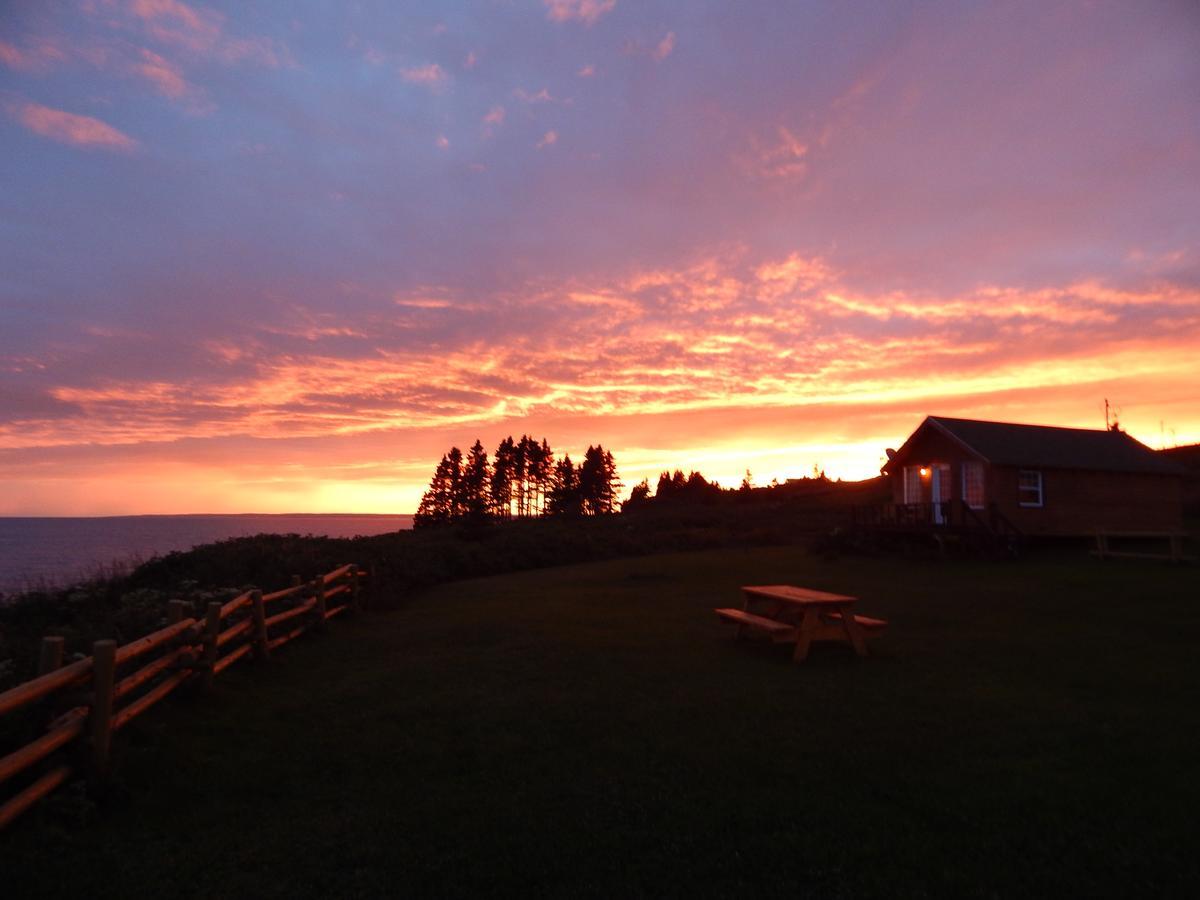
[919,467,930,477]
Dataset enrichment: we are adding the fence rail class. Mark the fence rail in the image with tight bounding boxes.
[0,562,368,830]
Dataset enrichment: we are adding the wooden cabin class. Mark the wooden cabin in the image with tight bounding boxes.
[877,416,1185,538]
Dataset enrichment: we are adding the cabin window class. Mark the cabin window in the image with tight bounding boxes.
[903,466,921,503]
[961,462,984,509]
[1018,470,1043,508]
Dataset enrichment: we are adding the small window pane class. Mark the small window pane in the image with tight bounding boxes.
[961,462,984,509]
[1018,470,1043,507]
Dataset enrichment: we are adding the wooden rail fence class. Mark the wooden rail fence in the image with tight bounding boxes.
[0,563,368,829]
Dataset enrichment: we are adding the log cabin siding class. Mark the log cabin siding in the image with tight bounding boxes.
[988,467,1183,534]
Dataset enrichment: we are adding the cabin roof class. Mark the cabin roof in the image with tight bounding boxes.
[887,416,1186,476]
[1161,442,1200,470]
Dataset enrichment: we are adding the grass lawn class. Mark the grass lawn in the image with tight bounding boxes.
[5,546,1200,898]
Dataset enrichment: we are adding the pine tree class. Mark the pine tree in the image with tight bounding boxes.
[513,435,529,517]
[547,454,581,516]
[623,479,651,511]
[414,454,455,528]
[446,446,465,520]
[491,436,515,520]
[462,439,491,523]
[603,448,621,511]
[578,444,620,514]
[529,438,553,516]
[655,471,674,499]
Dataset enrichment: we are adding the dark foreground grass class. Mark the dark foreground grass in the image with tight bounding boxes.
[5,548,1200,898]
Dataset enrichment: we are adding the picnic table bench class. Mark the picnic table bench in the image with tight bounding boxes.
[715,584,887,662]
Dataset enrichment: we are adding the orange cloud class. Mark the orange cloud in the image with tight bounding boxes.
[8,101,138,151]
[3,249,1198,511]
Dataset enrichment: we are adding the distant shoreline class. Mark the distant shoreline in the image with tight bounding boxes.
[0,513,413,595]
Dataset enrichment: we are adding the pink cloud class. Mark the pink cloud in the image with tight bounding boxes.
[127,0,223,53]
[577,63,596,77]
[652,31,675,61]
[9,101,138,151]
[436,134,450,149]
[536,130,558,149]
[400,63,447,89]
[514,87,553,104]
[482,105,506,137]
[98,0,292,68]
[544,0,617,26]
[131,46,188,98]
[623,31,677,62]
[0,37,67,72]
[464,50,478,69]
[741,126,809,181]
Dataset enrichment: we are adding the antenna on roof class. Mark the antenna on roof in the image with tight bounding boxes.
[1104,398,1122,432]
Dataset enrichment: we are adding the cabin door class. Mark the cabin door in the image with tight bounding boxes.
[931,464,951,524]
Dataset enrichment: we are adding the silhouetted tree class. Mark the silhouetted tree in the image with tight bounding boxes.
[513,435,530,517]
[446,447,466,520]
[491,436,516,519]
[530,438,554,516]
[547,454,582,516]
[655,471,674,499]
[414,450,462,528]
[578,444,621,515]
[462,440,491,523]
[417,438,621,525]
[623,479,651,511]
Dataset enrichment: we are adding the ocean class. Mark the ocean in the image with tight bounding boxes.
[0,514,412,596]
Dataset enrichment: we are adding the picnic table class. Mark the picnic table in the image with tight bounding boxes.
[715,584,887,662]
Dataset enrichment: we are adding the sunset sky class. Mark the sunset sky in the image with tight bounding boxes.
[2,1,1198,515]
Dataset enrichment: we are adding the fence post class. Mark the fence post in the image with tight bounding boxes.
[250,589,270,661]
[37,636,65,676]
[202,602,221,690]
[311,577,327,631]
[91,640,117,778]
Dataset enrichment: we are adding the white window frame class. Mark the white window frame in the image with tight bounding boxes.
[1018,469,1043,508]
[961,461,985,510]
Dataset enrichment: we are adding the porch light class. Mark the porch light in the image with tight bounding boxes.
[919,467,930,477]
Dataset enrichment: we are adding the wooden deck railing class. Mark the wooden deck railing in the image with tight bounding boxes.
[0,563,368,829]
[851,501,1023,538]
